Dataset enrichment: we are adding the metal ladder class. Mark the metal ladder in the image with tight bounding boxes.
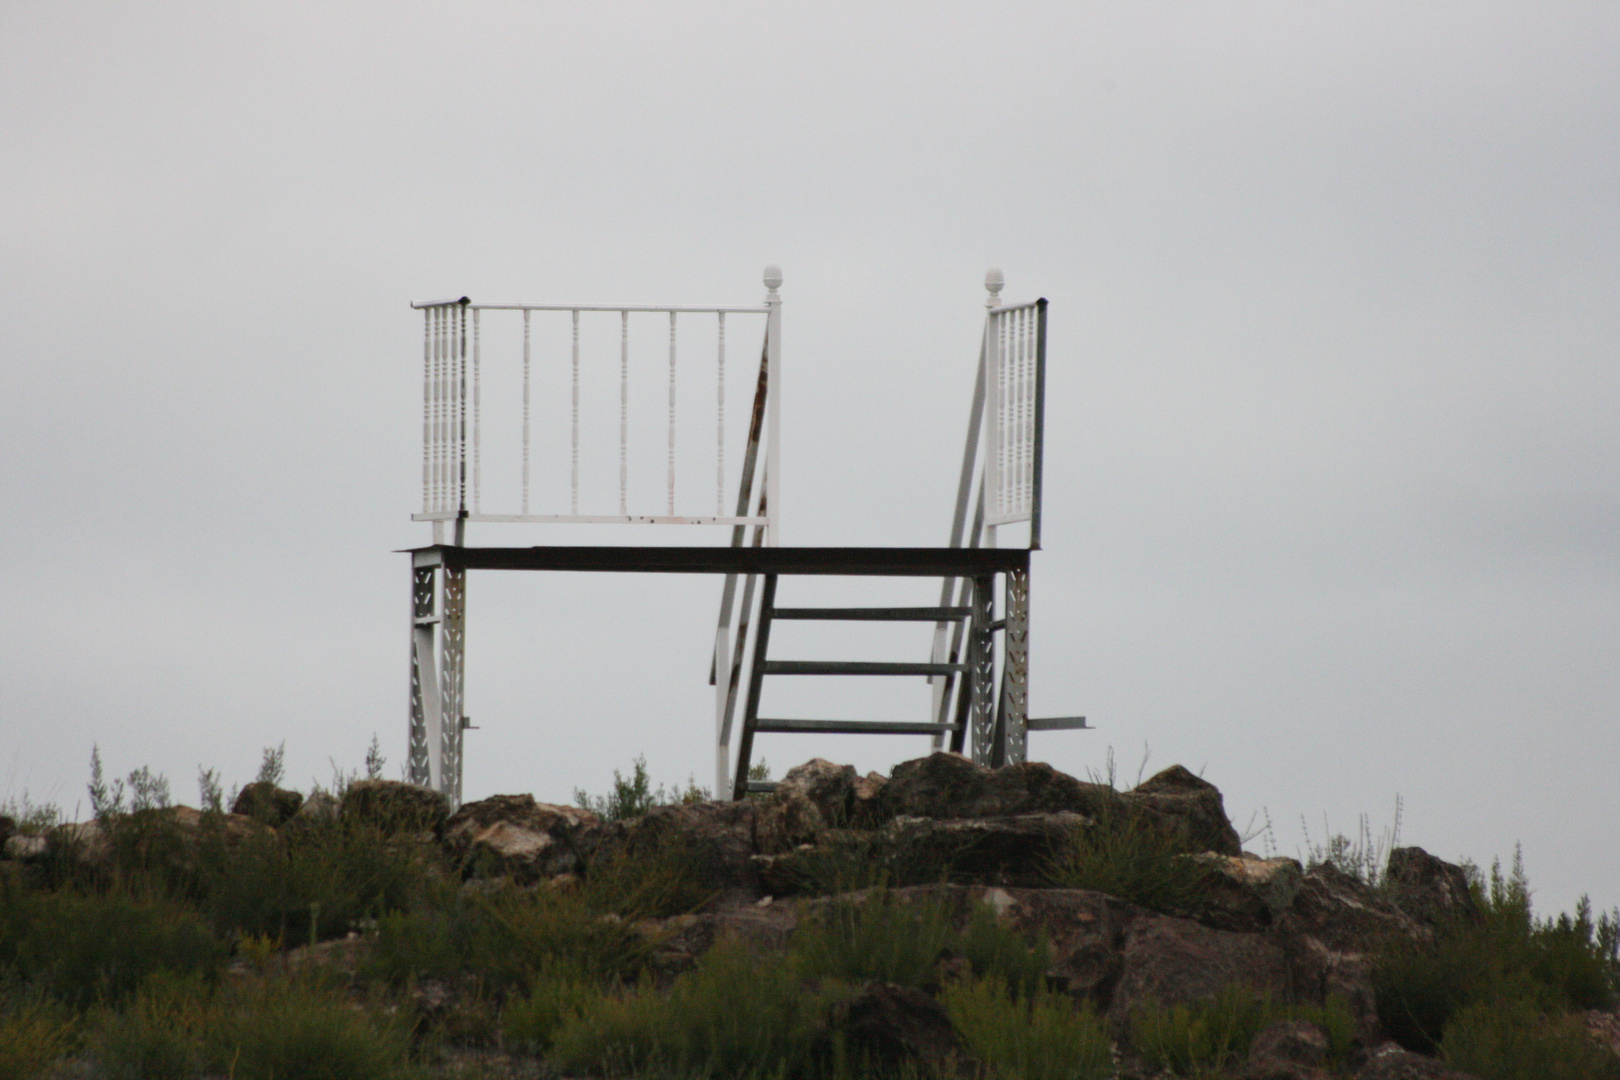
[720,272,1086,799]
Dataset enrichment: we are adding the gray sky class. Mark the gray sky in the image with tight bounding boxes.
[3,3,1616,916]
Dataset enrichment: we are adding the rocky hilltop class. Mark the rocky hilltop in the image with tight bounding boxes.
[3,753,1616,1080]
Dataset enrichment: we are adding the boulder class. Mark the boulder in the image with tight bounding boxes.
[973,761,1121,819]
[1122,765,1242,856]
[976,886,1133,1001]
[1191,855,1304,932]
[852,771,888,824]
[881,812,1087,887]
[871,754,1120,823]
[1355,1043,1481,1079]
[1240,1019,1332,1080]
[1109,913,1292,1026]
[443,794,598,880]
[753,793,826,855]
[45,820,112,866]
[1384,848,1480,928]
[580,799,762,901]
[231,781,304,826]
[834,982,967,1076]
[1273,865,1424,1044]
[775,759,858,824]
[291,790,338,825]
[874,753,990,820]
[339,779,448,835]
[4,833,47,860]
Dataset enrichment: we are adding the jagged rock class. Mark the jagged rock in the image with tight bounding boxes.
[881,812,1087,887]
[340,779,448,835]
[872,753,1120,823]
[1240,1019,1332,1079]
[1274,865,1424,1044]
[46,820,112,866]
[4,833,47,860]
[638,905,800,979]
[1585,1008,1620,1058]
[978,886,1133,1000]
[232,781,304,826]
[292,790,338,824]
[443,795,597,880]
[1384,848,1480,928]
[853,771,888,823]
[1355,1043,1482,1079]
[1122,765,1243,856]
[580,800,762,900]
[1109,913,1293,1025]
[873,753,987,820]
[775,759,858,824]
[834,982,967,1075]
[754,793,826,855]
[1192,855,1304,932]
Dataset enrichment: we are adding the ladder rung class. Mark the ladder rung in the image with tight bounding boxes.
[762,660,965,676]
[755,719,955,735]
[770,606,970,622]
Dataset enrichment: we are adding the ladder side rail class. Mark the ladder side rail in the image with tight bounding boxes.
[719,473,771,793]
[711,332,773,685]
[732,574,779,800]
[928,325,990,747]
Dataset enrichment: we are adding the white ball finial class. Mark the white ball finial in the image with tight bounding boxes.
[763,264,783,300]
[985,267,1005,307]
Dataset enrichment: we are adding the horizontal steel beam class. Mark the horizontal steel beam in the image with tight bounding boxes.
[1027,716,1090,731]
[771,606,970,621]
[754,719,956,734]
[763,660,965,676]
[407,545,1029,577]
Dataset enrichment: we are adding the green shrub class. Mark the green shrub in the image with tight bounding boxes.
[551,937,846,1080]
[1044,809,1215,913]
[790,893,957,989]
[957,903,1051,1001]
[198,819,437,946]
[89,975,209,1080]
[500,959,597,1054]
[1374,852,1619,1054]
[1441,998,1620,1080]
[1,886,225,1008]
[0,992,77,1079]
[1129,986,1354,1076]
[573,755,711,822]
[942,975,1111,1080]
[580,836,718,919]
[92,973,419,1080]
[365,883,650,991]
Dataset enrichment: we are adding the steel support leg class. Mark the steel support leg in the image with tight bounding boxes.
[439,565,466,807]
[999,567,1029,767]
[408,562,439,787]
[969,574,996,767]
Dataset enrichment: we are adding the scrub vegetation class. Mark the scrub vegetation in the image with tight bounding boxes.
[1,748,1617,1079]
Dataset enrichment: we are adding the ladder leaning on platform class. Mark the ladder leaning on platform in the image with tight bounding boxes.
[403,267,1084,809]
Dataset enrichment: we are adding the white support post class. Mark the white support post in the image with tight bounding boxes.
[763,265,782,546]
[984,268,1003,549]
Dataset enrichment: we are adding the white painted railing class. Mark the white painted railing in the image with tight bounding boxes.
[412,270,780,540]
[984,297,1047,536]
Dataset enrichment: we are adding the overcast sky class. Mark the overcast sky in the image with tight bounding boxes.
[2,3,1616,916]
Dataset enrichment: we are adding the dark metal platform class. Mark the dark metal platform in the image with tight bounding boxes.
[408,544,1028,577]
